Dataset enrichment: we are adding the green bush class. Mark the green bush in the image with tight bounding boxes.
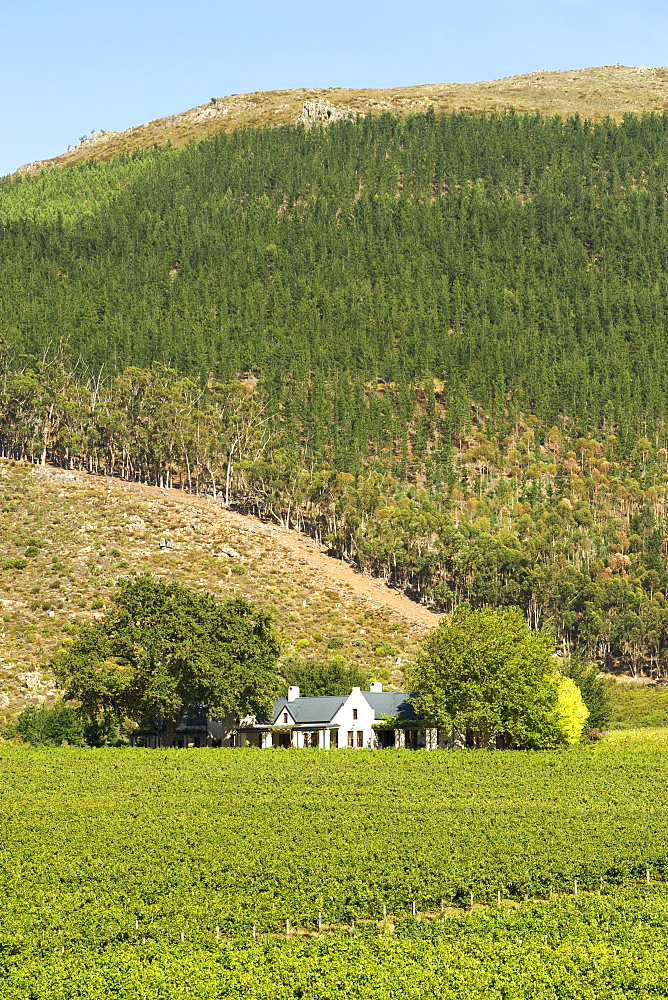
[374,643,398,657]
[561,655,612,730]
[2,557,27,571]
[16,700,84,746]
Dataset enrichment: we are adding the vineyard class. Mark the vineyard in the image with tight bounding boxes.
[1,737,668,996]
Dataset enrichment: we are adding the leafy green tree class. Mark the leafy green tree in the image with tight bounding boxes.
[16,700,84,746]
[410,604,564,748]
[53,576,281,745]
[282,654,370,697]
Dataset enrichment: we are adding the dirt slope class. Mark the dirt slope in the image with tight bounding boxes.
[16,65,668,174]
[118,476,439,628]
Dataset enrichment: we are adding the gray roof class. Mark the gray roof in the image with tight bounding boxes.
[245,689,418,730]
[362,691,417,722]
[272,695,347,725]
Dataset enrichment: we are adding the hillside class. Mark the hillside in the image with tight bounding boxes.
[5,104,668,677]
[14,65,668,174]
[0,459,435,724]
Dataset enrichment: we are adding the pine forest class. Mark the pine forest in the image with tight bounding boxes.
[4,110,668,673]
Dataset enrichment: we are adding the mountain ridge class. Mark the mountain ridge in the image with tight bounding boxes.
[15,64,668,175]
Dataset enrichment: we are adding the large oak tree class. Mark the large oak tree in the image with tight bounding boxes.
[53,575,281,745]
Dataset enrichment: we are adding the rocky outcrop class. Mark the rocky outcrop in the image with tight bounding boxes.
[297,100,352,125]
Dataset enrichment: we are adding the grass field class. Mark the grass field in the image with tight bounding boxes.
[1,737,667,996]
[607,681,668,729]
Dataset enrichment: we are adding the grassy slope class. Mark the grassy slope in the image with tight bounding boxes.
[3,456,667,730]
[0,459,432,723]
[607,681,668,729]
[15,65,668,174]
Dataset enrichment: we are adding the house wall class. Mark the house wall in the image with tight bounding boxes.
[330,688,376,748]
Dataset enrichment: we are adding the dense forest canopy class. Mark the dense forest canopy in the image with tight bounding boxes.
[4,110,668,673]
[4,110,668,436]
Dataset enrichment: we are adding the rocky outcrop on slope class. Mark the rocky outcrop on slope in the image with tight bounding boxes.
[297,100,353,125]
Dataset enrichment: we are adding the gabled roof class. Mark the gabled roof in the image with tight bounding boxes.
[362,691,417,722]
[246,690,418,729]
[272,695,348,725]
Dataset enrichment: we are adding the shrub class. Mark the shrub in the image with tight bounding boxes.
[561,654,612,730]
[16,701,84,746]
[2,557,27,571]
[374,643,398,657]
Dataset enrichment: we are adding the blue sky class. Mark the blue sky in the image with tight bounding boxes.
[1,0,667,177]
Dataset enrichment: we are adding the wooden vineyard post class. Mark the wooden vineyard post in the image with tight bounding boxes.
[574,880,578,896]
[180,931,185,942]
[497,890,501,907]
[382,904,387,920]
[252,924,257,940]
[411,901,416,918]
[440,898,445,914]
[215,926,221,940]
[318,912,322,932]
[469,892,474,908]
[285,919,290,938]
[646,870,651,885]
[600,877,604,893]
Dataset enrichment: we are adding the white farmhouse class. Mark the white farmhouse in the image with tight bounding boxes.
[129,684,468,749]
[236,683,441,749]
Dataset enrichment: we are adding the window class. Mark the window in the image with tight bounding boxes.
[347,731,354,747]
[330,729,338,749]
[352,708,358,720]
[356,731,364,748]
[283,712,288,723]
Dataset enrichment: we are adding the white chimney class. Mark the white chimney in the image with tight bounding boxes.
[287,686,300,702]
[351,686,361,694]
[370,681,383,693]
